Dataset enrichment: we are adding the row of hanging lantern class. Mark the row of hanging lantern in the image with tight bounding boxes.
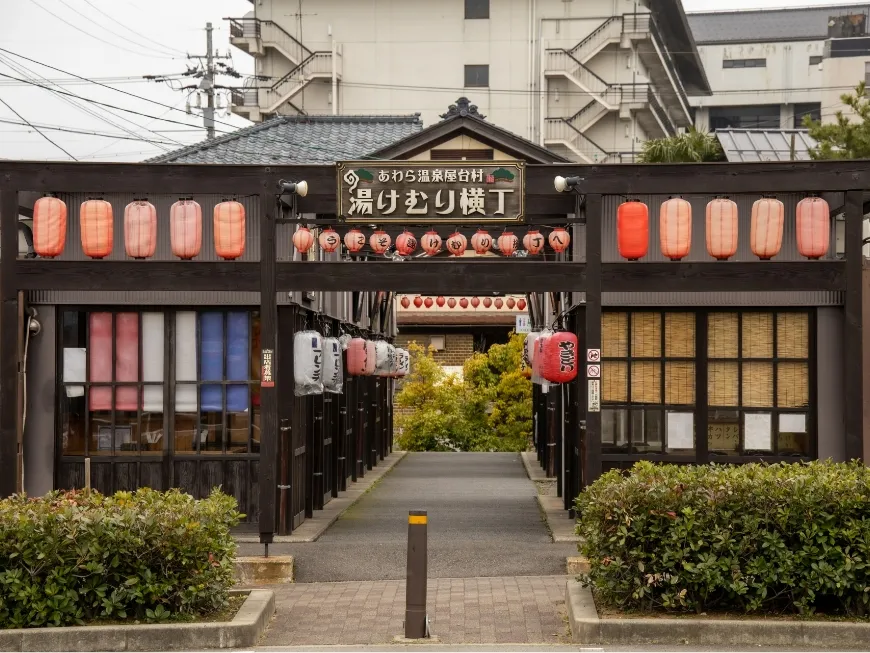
[399,295,527,310]
[523,330,579,385]
[618,196,831,262]
[293,332,410,396]
[292,226,572,257]
[32,196,246,260]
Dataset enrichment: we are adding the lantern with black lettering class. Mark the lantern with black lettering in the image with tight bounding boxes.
[541,332,579,384]
[294,330,324,395]
[347,338,370,376]
[318,227,341,253]
[322,337,344,393]
[421,230,442,255]
[446,231,467,256]
[396,230,417,256]
[369,229,391,255]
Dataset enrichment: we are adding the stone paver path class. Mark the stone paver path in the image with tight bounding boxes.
[260,575,571,646]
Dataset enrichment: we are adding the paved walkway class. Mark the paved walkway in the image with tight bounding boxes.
[259,575,571,646]
[238,452,577,582]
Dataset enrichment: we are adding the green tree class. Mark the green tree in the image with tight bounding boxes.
[637,128,725,163]
[804,81,870,159]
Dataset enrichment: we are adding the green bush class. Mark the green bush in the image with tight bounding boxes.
[0,487,241,628]
[576,461,870,617]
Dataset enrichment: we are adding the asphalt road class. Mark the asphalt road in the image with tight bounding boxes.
[239,452,577,582]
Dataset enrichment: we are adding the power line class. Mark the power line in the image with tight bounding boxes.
[28,0,176,60]
[0,96,77,160]
[0,117,178,144]
[77,0,188,57]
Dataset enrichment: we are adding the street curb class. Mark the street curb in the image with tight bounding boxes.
[566,579,870,648]
[235,451,408,543]
[0,589,275,652]
[235,555,294,585]
[520,452,579,543]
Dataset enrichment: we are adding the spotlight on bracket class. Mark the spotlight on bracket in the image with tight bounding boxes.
[278,180,309,197]
[554,175,582,193]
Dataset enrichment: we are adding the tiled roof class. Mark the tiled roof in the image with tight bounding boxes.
[146,114,424,164]
[715,128,817,162]
[688,4,870,44]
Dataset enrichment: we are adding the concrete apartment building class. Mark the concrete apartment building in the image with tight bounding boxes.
[227,0,710,164]
[687,4,870,135]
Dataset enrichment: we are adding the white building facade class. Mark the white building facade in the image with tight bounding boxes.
[226,0,710,163]
[687,4,870,132]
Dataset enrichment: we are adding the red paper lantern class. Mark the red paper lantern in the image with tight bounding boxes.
[400,296,411,309]
[471,228,492,254]
[517,298,527,311]
[541,332,579,383]
[170,199,202,260]
[483,297,492,308]
[80,199,113,259]
[413,296,423,308]
[446,231,467,256]
[364,340,377,376]
[706,198,738,261]
[370,229,392,254]
[471,297,480,308]
[548,226,571,253]
[124,199,157,260]
[347,338,370,376]
[796,196,830,260]
[506,297,516,309]
[33,196,67,258]
[436,296,446,307]
[617,200,649,261]
[292,226,314,253]
[421,230,442,255]
[424,297,434,308]
[522,229,545,255]
[459,298,469,308]
[344,228,366,253]
[214,200,246,260]
[447,298,457,308]
[494,298,504,309]
[659,197,691,261]
[497,231,518,257]
[750,197,784,260]
[396,230,417,256]
[318,227,340,253]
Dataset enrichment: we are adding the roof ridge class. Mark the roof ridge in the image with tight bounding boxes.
[688,3,870,16]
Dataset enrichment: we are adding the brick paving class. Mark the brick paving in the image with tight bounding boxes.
[260,575,571,646]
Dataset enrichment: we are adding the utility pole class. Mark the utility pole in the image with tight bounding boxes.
[203,22,215,139]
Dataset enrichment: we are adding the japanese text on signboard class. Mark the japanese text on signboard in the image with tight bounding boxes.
[337,161,525,223]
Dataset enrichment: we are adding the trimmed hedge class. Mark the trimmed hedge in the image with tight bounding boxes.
[0,488,241,628]
[576,461,870,616]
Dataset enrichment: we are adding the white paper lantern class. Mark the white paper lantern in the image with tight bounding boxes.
[524,331,541,370]
[322,337,344,394]
[397,348,410,377]
[374,341,394,377]
[294,330,324,395]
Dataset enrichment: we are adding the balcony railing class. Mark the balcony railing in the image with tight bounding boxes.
[545,118,611,163]
[567,16,622,64]
[230,88,258,107]
[270,51,340,96]
[621,83,677,135]
[545,49,615,100]
[226,17,313,64]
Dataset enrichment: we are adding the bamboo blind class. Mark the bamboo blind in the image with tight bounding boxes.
[603,361,627,402]
[665,361,695,405]
[665,313,695,357]
[708,312,738,358]
[709,361,739,406]
[777,362,809,407]
[742,361,774,407]
[631,313,661,357]
[742,313,774,358]
[631,361,661,403]
[777,313,809,358]
[602,312,628,357]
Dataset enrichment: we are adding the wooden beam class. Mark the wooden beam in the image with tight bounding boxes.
[601,262,846,292]
[844,190,864,461]
[0,191,18,497]
[583,194,602,487]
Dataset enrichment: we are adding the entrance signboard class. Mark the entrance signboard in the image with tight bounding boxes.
[337,161,525,223]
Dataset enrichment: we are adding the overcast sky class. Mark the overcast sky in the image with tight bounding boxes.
[0,0,859,162]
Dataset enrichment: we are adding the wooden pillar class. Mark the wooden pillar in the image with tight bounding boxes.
[0,191,18,498]
[258,192,278,543]
[583,193,602,486]
[695,311,709,464]
[844,189,864,461]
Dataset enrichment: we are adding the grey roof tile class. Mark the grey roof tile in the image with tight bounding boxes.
[147,114,424,164]
[688,4,870,44]
[715,128,817,162]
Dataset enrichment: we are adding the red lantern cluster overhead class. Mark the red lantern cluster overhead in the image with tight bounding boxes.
[398,295,528,310]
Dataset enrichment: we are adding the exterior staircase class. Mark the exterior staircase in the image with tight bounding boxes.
[264,52,341,114]
[567,16,622,65]
[544,50,619,111]
[543,118,614,164]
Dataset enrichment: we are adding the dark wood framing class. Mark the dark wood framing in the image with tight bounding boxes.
[2,159,867,532]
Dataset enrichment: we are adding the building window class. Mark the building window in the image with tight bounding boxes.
[601,311,696,455]
[464,65,489,88]
[58,309,261,458]
[709,105,781,130]
[708,311,811,457]
[794,102,821,127]
[465,0,489,19]
[723,58,766,68]
[809,55,824,66]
